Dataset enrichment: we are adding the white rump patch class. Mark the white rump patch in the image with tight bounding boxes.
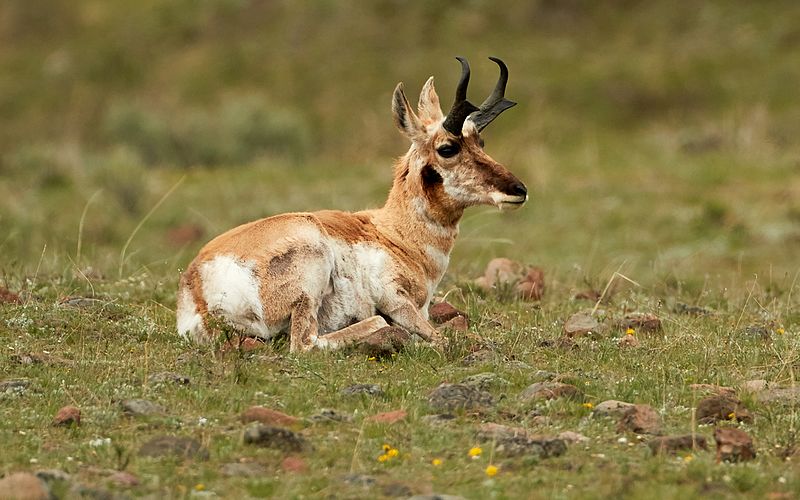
[176,288,203,340]
[199,254,272,338]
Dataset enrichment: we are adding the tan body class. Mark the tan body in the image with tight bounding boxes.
[177,58,527,352]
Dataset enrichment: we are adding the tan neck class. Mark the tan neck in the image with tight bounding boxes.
[369,156,460,280]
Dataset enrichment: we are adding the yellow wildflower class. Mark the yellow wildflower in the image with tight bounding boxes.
[626,327,635,335]
[382,444,391,452]
[485,464,499,477]
[194,484,205,491]
[368,356,377,361]
[468,446,482,458]
[777,327,786,335]
[431,458,443,466]
[728,412,736,420]
[387,448,399,458]
[582,402,594,409]
[683,454,694,463]
[378,454,389,463]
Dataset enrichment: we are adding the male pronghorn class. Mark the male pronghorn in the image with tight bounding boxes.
[177,57,527,352]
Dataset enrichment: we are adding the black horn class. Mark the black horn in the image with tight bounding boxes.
[470,57,517,132]
[442,57,479,136]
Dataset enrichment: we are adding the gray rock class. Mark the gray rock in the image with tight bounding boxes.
[593,400,635,417]
[121,399,166,417]
[494,435,567,458]
[340,384,384,397]
[243,425,308,452]
[382,483,413,497]
[35,469,71,483]
[460,372,509,391]
[420,413,456,426]
[755,386,800,405]
[520,382,582,401]
[648,435,708,455]
[617,404,662,435]
[461,349,500,367]
[563,312,602,337]
[342,473,377,487]
[309,408,352,423]
[148,372,190,386]
[0,378,31,394]
[428,383,495,412]
[138,435,209,460]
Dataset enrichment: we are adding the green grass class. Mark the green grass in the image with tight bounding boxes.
[2,0,800,498]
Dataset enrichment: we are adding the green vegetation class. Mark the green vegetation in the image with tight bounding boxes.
[1,0,799,498]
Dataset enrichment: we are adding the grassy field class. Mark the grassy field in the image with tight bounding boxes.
[1,1,800,498]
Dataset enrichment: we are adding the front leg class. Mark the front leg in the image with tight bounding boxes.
[381,299,445,347]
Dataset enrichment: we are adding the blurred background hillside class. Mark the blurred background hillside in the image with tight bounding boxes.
[1,0,798,293]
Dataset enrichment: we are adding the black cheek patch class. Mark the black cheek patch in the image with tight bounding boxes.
[421,165,443,187]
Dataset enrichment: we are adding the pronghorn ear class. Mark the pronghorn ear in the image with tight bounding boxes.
[417,77,443,125]
[392,83,426,142]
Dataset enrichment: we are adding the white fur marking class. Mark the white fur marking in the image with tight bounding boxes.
[200,255,271,337]
[176,288,203,340]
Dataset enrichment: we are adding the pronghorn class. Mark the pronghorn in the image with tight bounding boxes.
[177,57,527,352]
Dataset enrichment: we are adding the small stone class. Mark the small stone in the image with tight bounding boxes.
[221,462,266,477]
[477,422,529,440]
[108,471,140,487]
[439,315,469,332]
[493,434,567,458]
[520,382,582,402]
[475,258,524,290]
[342,473,377,488]
[532,370,558,381]
[558,431,590,444]
[243,425,308,452]
[428,383,495,412]
[715,427,756,462]
[121,399,166,417]
[429,302,469,324]
[139,436,209,460]
[0,286,22,304]
[696,395,753,424]
[755,386,800,405]
[147,372,190,386]
[0,378,31,394]
[59,296,105,308]
[619,312,662,333]
[53,406,81,427]
[366,410,407,424]
[309,409,352,423]
[740,379,770,393]
[35,469,71,484]
[516,267,545,301]
[617,335,639,348]
[0,472,50,500]
[281,456,308,473]
[563,312,602,338]
[460,372,509,391]
[648,435,708,455]
[357,326,411,357]
[382,483,413,497]
[741,324,771,340]
[617,404,662,435]
[594,400,635,417]
[420,413,456,426]
[460,349,500,366]
[340,384,384,397]
[240,406,301,427]
[674,303,713,316]
[689,383,735,396]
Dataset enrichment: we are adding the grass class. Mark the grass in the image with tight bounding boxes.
[1,0,800,498]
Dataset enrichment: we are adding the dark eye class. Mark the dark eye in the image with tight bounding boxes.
[479,137,485,148]
[436,143,460,158]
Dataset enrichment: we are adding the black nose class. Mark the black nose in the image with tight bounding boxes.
[509,182,527,198]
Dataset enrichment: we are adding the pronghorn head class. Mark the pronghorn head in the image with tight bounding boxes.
[392,57,528,218]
